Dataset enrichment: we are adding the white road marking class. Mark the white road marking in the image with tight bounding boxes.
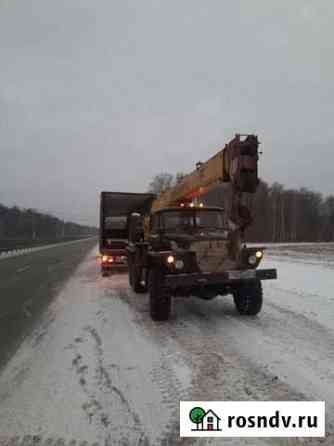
[16,266,30,273]
[0,238,96,262]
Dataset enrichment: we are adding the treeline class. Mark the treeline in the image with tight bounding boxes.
[206,181,334,243]
[148,173,334,243]
[0,203,97,239]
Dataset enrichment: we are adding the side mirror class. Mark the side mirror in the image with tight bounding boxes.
[128,213,144,243]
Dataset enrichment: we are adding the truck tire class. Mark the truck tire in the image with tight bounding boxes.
[128,256,134,287]
[148,268,171,321]
[233,280,263,315]
[128,264,133,287]
[101,267,109,277]
[128,257,146,293]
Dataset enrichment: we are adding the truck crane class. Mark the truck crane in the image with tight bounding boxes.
[126,134,277,321]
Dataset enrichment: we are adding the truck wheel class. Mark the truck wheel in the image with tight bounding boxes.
[128,260,146,293]
[148,268,171,321]
[101,267,109,277]
[128,257,134,287]
[233,280,263,315]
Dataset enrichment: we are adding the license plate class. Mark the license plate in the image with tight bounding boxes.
[228,270,256,280]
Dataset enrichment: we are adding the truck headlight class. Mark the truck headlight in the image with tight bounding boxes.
[256,250,263,259]
[166,255,175,264]
[175,259,184,270]
[248,255,257,265]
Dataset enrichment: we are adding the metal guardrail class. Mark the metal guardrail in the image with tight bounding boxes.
[0,237,96,254]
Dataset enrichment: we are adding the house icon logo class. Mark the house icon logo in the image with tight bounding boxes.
[189,406,222,431]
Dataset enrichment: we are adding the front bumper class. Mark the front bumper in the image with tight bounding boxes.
[164,268,277,289]
[101,253,127,268]
[102,261,127,269]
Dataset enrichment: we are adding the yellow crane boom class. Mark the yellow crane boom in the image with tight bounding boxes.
[151,149,224,212]
[151,134,260,231]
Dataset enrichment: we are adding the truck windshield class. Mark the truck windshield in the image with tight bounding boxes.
[162,210,224,232]
[195,211,224,229]
[103,216,128,240]
[104,216,127,230]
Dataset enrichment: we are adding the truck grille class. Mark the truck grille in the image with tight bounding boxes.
[104,239,127,249]
[190,240,235,273]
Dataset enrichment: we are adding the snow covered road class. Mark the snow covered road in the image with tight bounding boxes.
[0,245,333,445]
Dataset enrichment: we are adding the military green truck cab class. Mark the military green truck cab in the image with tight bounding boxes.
[127,206,277,321]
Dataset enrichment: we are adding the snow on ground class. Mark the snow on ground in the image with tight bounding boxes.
[0,244,333,445]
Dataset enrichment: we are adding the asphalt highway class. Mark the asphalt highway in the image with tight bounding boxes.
[0,238,97,369]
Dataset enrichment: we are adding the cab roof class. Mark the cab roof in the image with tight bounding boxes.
[152,205,224,215]
[100,191,156,216]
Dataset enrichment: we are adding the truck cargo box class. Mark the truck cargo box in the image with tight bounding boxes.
[99,191,155,257]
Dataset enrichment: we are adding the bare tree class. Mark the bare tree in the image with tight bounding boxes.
[175,172,186,184]
[148,173,174,194]
[322,196,334,241]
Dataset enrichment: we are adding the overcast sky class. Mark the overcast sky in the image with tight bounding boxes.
[1,1,333,225]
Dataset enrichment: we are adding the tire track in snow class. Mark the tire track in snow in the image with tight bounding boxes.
[0,436,99,446]
[103,287,195,445]
[68,327,149,446]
